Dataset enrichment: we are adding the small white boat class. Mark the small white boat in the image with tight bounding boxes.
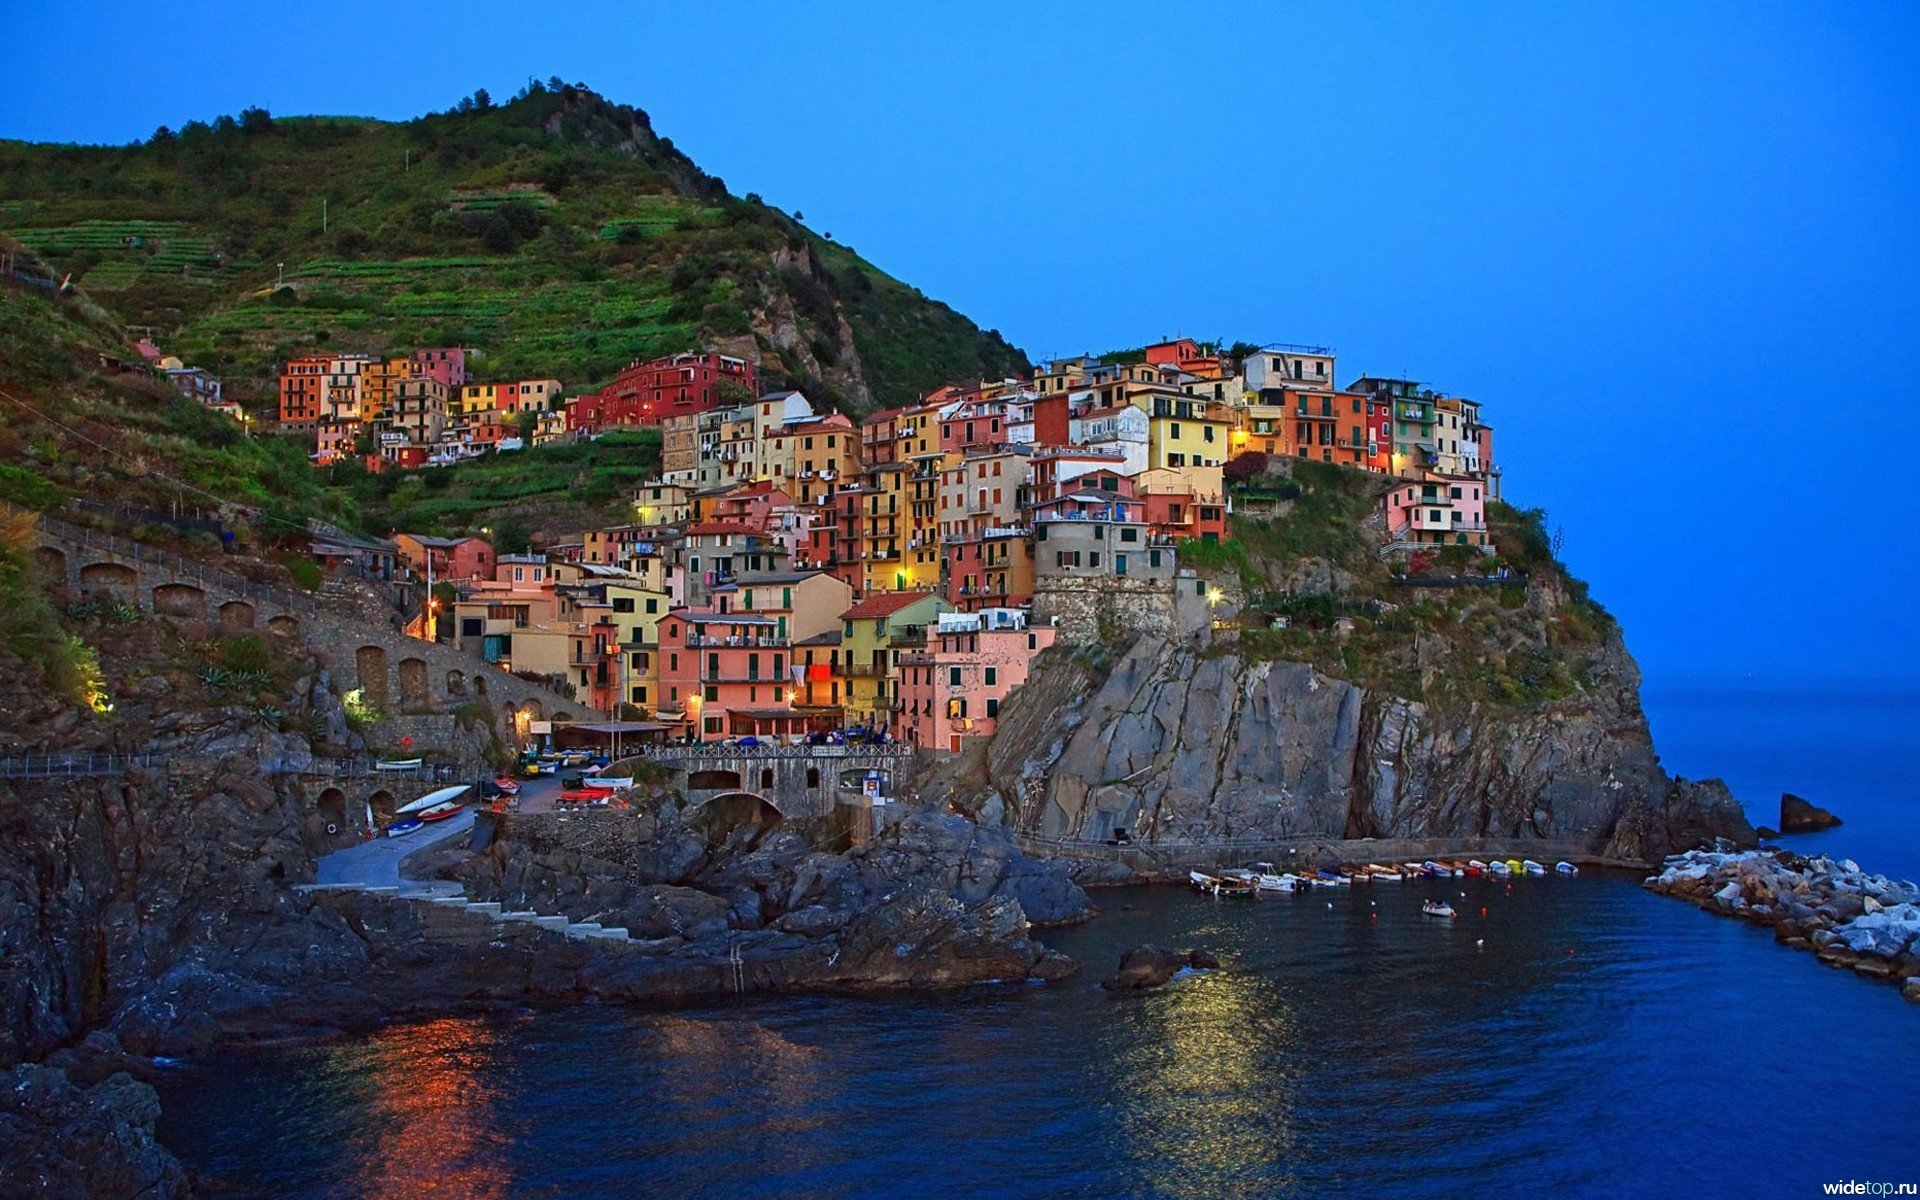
[1368,865,1404,881]
[1523,859,1547,876]
[384,817,423,838]
[1487,860,1512,876]
[1422,900,1458,918]
[581,776,632,790]
[374,757,424,771]
[396,784,472,815]
[1555,861,1579,876]
[1423,860,1450,878]
[1467,859,1489,874]
[1256,874,1298,892]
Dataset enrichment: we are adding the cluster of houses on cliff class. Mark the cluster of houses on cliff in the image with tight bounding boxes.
[314,338,1501,752]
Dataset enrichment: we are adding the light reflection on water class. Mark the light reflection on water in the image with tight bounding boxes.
[158,877,1920,1199]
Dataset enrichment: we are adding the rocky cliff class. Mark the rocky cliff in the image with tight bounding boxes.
[941,619,1748,865]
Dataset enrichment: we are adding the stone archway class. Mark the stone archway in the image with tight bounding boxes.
[31,545,66,584]
[368,789,397,826]
[355,645,390,708]
[689,790,784,845]
[397,657,430,711]
[268,614,300,638]
[446,669,468,698]
[79,561,137,598]
[151,582,208,619]
[688,768,743,790]
[218,600,256,633]
[317,786,348,835]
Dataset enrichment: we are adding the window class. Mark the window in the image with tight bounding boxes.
[986,697,999,718]
[645,598,659,614]
[613,597,634,613]
[949,666,962,686]
[984,667,997,686]
[1089,552,1101,569]
[704,685,718,702]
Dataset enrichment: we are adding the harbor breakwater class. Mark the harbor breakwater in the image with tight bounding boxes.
[1645,849,1920,1000]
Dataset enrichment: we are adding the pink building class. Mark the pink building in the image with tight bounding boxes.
[1383,476,1490,549]
[412,347,473,391]
[892,608,1055,753]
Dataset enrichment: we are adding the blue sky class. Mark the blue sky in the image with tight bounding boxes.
[4,1,1917,688]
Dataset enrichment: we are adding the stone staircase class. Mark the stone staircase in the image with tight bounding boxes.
[298,879,634,944]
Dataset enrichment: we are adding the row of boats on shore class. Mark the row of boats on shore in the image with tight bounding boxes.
[1188,857,1579,898]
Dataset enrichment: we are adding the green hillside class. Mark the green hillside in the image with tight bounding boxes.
[0,81,1028,411]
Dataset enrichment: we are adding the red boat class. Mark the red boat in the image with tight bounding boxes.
[558,789,599,803]
[417,800,464,822]
[491,776,521,795]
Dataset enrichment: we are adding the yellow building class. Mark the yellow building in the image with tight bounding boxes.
[839,590,950,731]
[1140,394,1231,471]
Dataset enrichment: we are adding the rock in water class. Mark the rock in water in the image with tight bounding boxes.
[1780,793,1843,833]
[1102,944,1216,990]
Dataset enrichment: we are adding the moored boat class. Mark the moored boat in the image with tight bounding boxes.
[1421,900,1458,918]
[1404,861,1432,878]
[1556,861,1579,876]
[384,817,423,838]
[1367,864,1404,881]
[1467,859,1489,875]
[1523,859,1546,876]
[416,800,463,822]
[1247,863,1297,892]
[581,775,633,790]
[490,775,520,795]
[1423,860,1450,878]
[374,757,424,771]
[396,784,471,815]
[1487,860,1512,876]
[1505,859,1526,875]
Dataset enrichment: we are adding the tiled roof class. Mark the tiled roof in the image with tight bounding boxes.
[840,590,940,620]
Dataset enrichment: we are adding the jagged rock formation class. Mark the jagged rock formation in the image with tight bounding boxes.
[957,627,1751,864]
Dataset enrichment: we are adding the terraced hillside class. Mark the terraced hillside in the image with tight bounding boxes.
[0,82,1028,411]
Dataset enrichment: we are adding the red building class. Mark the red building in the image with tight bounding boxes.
[278,354,331,430]
[580,352,758,429]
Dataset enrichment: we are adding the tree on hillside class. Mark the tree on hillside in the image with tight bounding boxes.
[239,106,274,134]
[1223,451,1271,486]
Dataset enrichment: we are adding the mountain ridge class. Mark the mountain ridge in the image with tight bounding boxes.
[0,80,1029,413]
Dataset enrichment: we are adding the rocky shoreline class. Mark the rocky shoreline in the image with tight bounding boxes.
[1645,848,1920,1001]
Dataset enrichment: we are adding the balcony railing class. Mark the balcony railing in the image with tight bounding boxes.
[683,632,789,648]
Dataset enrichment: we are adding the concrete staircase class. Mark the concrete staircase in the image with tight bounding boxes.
[299,881,634,944]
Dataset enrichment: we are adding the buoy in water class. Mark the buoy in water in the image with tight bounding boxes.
[1480,907,1488,917]
[1476,938,1485,949]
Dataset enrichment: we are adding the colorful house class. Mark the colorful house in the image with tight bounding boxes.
[394,533,496,583]
[892,608,1056,752]
[657,610,805,741]
[1383,476,1490,550]
[839,590,951,732]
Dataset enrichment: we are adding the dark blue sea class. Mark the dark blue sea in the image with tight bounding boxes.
[156,687,1920,1198]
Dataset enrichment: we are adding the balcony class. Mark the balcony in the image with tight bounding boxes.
[684,633,790,649]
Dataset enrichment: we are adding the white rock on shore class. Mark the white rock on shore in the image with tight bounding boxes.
[1646,850,1920,994]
